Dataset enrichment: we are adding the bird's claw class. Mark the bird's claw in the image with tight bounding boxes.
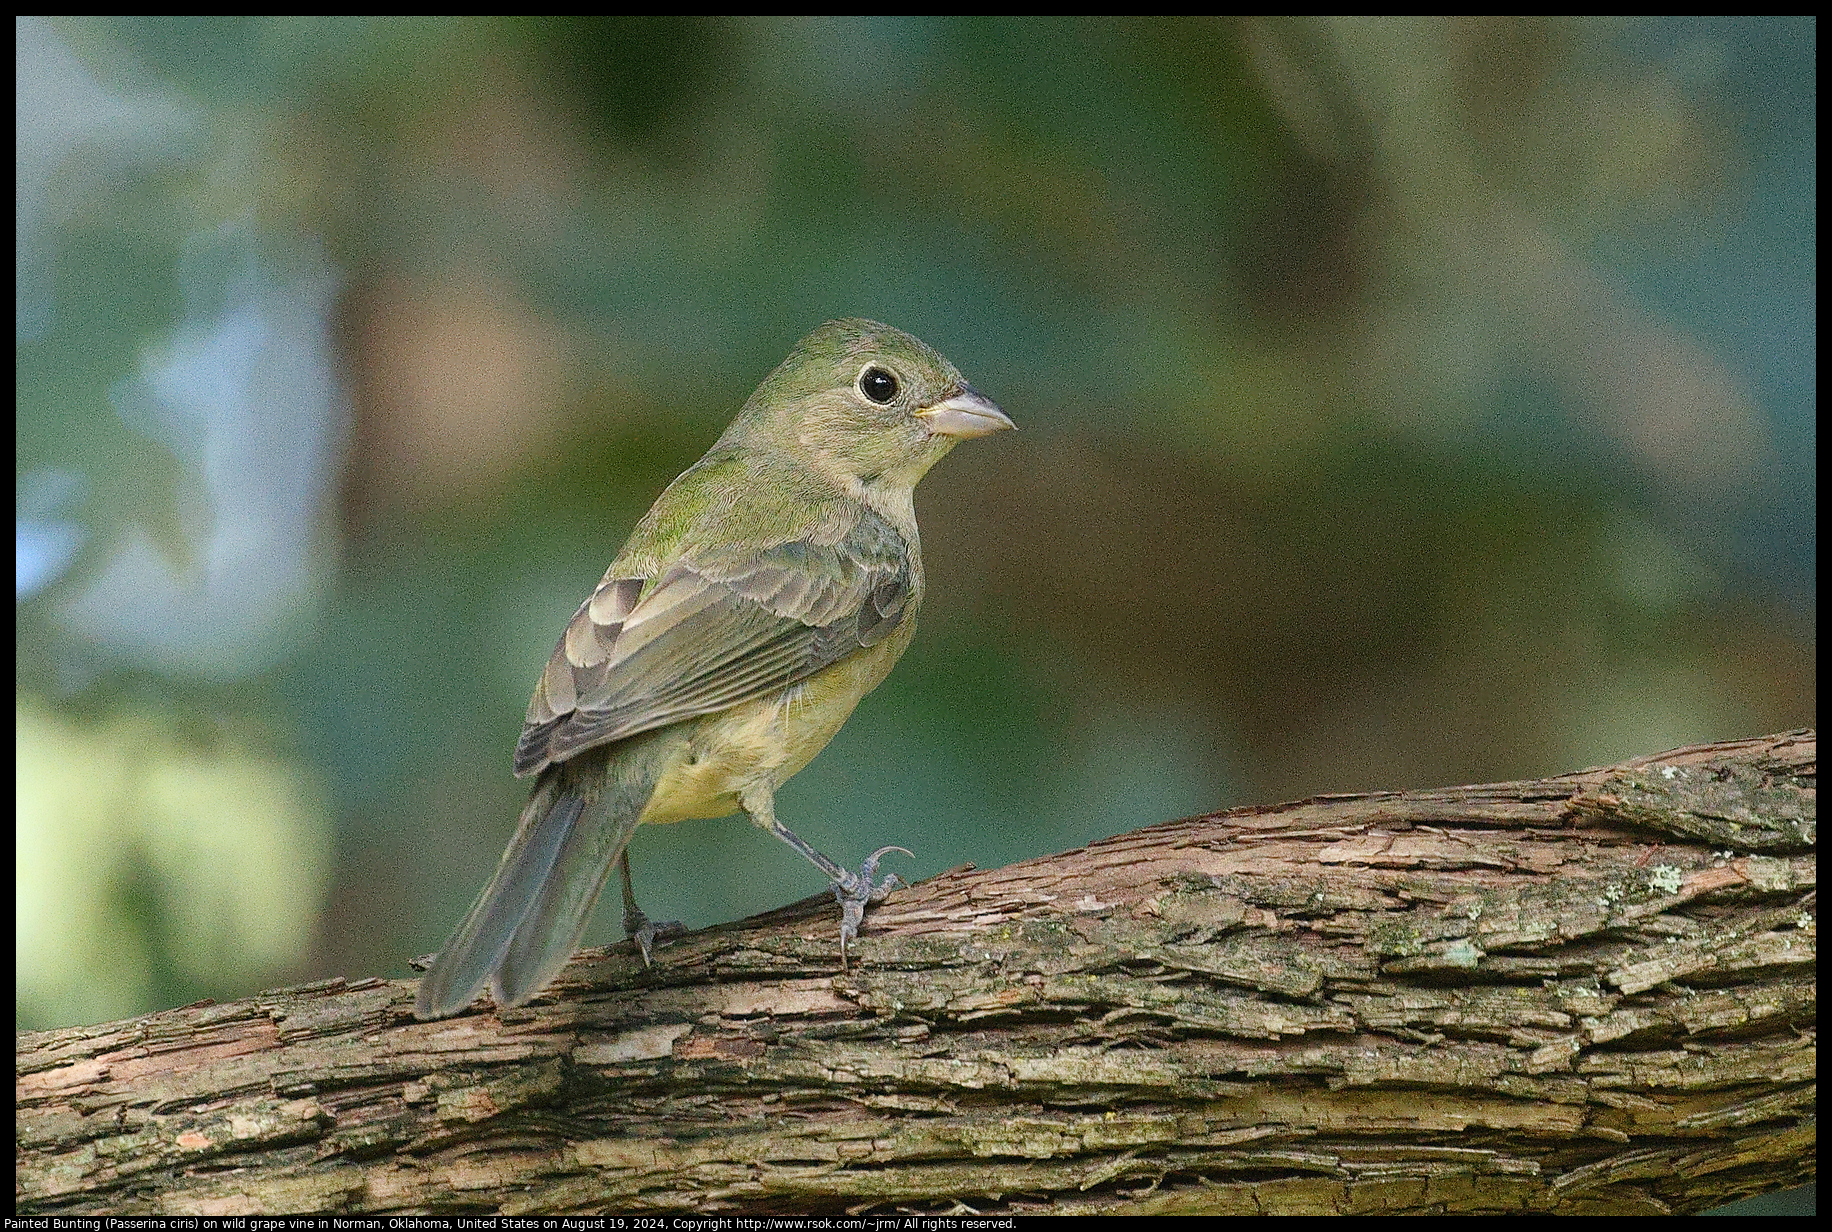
[833,845,913,964]
[623,909,686,967]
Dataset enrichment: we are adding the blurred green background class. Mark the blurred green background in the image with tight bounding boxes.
[16,17,1815,1039]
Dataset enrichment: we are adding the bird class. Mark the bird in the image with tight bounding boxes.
[414,318,1013,1019]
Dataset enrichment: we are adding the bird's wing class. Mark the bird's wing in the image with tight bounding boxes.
[514,510,911,777]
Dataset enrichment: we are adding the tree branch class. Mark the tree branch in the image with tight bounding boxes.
[18,731,1815,1215]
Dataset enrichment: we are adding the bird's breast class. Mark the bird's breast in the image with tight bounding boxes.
[635,621,916,827]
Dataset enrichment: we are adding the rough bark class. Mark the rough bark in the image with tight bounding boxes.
[16,731,1815,1216]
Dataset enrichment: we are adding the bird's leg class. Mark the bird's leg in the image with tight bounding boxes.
[740,785,910,963]
[618,848,683,966]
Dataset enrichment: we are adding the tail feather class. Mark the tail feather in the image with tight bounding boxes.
[414,776,583,1019]
[491,793,640,1008]
[415,732,674,1020]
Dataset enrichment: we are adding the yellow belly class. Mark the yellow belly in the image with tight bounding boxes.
[634,627,912,826]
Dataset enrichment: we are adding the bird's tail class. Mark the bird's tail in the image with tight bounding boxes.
[414,730,676,1019]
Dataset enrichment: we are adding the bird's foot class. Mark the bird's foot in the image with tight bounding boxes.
[623,907,686,967]
[832,845,912,964]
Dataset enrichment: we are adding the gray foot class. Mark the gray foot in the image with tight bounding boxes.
[832,845,912,962]
[623,907,686,966]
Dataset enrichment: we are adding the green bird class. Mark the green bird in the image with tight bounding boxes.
[415,319,1013,1019]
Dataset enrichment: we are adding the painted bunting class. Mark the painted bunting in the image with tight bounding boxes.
[415,319,1013,1019]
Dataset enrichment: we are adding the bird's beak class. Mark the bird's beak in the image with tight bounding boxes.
[916,385,1015,439]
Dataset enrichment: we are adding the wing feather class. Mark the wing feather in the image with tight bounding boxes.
[513,510,911,777]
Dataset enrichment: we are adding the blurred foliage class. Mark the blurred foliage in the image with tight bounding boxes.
[16,17,1814,1047]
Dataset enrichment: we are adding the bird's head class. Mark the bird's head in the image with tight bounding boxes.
[728,318,1013,491]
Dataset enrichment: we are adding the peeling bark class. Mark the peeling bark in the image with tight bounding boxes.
[16,731,1815,1215]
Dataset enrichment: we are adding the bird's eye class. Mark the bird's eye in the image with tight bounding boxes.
[859,367,899,404]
